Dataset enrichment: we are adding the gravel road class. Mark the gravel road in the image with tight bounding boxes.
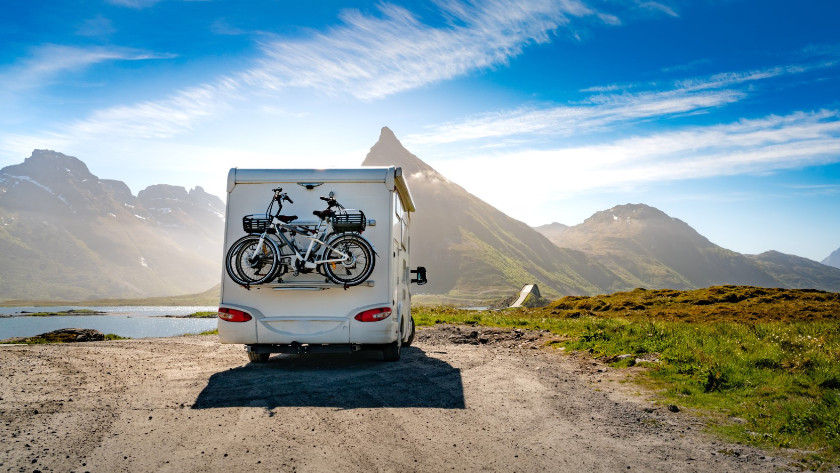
[0,325,802,472]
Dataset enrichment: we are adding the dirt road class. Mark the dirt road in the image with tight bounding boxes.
[0,325,797,472]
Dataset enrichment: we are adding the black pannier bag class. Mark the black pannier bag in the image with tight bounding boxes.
[332,209,366,232]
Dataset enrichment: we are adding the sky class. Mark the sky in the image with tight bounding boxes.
[1,0,839,262]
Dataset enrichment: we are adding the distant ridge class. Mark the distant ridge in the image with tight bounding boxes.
[823,247,840,270]
[750,251,840,290]
[533,222,569,241]
[535,203,840,292]
[0,150,224,301]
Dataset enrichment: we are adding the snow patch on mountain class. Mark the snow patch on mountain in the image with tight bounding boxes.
[4,175,70,207]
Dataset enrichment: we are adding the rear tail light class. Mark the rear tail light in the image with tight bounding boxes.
[354,307,392,322]
[218,307,252,322]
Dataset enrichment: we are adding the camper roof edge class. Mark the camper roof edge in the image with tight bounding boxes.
[226,167,416,212]
[394,167,416,213]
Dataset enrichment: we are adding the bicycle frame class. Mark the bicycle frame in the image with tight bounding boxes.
[251,216,350,270]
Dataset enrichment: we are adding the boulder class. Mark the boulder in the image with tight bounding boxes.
[35,328,105,343]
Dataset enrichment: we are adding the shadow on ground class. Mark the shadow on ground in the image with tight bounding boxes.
[193,346,464,410]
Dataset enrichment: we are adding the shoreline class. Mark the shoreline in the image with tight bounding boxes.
[1,309,216,319]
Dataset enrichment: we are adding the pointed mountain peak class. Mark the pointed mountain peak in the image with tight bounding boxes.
[362,126,435,176]
[379,126,398,142]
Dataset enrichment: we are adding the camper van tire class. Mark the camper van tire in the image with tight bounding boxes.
[382,341,401,362]
[323,234,375,286]
[403,316,415,347]
[247,351,270,363]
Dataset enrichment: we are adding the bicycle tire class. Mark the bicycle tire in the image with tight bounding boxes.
[224,235,258,286]
[227,235,281,285]
[322,234,375,286]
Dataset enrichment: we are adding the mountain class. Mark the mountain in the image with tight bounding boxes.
[750,251,840,290]
[5,138,837,303]
[0,150,224,301]
[823,247,840,269]
[535,203,840,292]
[533,222,569,241]
[362,127,624,302]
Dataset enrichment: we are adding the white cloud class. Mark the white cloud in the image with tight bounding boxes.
[405,88,744,146]
[2,0,604,153]
[0,44,175,92]
[245,0,595,100]
[105,0,162,8]
[637,1,679,18]
[60,78,241,139]
[433,110,840,223]
[405,62,836,147]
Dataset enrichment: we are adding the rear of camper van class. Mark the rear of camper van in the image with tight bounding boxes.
[218,166,425,362]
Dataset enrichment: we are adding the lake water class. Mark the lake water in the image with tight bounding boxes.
[0,306,218,339]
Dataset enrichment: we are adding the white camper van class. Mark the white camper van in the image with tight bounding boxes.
[218,167,426,362]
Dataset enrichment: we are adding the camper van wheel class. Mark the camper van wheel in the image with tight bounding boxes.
[403,317,416,347]
[382,341,401,362]
[247,351,270,363]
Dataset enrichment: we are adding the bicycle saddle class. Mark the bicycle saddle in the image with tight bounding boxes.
[277,215,298,223]
[313,209,333,220]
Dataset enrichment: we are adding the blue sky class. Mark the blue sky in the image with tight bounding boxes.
[2,0,839,261]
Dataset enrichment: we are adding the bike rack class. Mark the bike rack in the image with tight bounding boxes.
[257,280,376,291]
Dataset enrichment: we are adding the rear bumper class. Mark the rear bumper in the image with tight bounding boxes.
[246,343,391,354]
[218,303,399,345]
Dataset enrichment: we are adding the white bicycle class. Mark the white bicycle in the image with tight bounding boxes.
[225,188,375,288]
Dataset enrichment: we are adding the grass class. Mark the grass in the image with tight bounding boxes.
[187,311,217,318]
[104,333,130,340]
[180,328,219,336]
[413,285,840,466]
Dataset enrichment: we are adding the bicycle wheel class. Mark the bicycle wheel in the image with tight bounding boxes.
[232,235,280,285]
[323,234,375,286]
[224,235,258,286]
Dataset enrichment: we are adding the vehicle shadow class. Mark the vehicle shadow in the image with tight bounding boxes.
[192,346,465,410]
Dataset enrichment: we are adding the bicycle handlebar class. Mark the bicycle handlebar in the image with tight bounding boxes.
[320,196,340,208]
[272,188,293,204]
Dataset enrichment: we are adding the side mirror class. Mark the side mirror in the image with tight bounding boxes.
[411,266,428,285]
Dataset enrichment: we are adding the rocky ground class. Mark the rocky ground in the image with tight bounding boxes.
[0,325,820,472]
